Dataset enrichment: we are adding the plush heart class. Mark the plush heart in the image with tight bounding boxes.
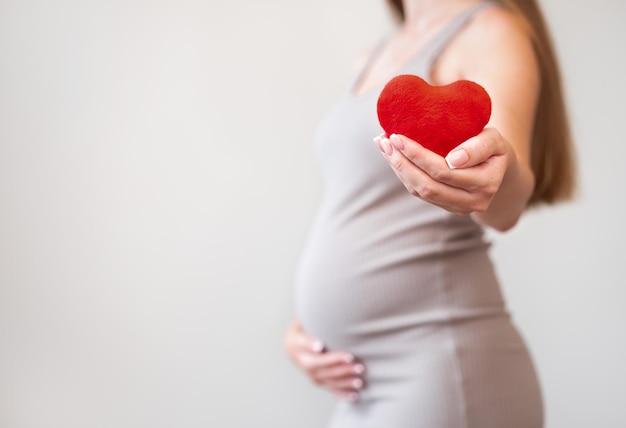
[376,74,491,157]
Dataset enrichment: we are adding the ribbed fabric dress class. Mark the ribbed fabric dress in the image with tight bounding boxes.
[294,3,544,428]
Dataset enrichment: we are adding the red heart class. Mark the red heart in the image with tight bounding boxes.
[376,74,492,157]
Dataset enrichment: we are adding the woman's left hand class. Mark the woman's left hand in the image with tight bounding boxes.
[375,128,512,216]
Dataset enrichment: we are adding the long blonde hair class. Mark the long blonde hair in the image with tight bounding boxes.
[386,0,577,207]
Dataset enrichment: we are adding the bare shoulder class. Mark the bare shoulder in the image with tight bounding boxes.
[461,6,538,78]
[433,6,539,84]
[472,5,527,35]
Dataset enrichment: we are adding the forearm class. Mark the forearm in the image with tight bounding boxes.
[471,151,534,232]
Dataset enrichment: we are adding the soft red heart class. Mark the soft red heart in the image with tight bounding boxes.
[376,74,492,157]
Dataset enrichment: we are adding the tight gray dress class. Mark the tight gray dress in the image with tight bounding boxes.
[294,3,544,428]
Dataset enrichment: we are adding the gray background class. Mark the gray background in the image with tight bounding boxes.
[1,0,624,427]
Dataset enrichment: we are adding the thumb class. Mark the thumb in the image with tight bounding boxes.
[295,331,325,354]
[445,128,503,170]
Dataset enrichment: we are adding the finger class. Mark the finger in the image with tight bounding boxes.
[301,353,360,387]
[323,376,365,392]
[379,137,469,203]
[379,135,431,187]
[376,135,394,156]
[299,351,356,372]
[288,322,325,353]
[373,132,387,144]
[388,133,503,194]
[444,128,506,170]
[314,361,366,384]
[295,334,325,353]
[387,133,448,165]
[387,133,461,186]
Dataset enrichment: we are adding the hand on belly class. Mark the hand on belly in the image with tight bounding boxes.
[284,318,367,402]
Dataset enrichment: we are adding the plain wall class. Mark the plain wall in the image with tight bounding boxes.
[0,0,624,427]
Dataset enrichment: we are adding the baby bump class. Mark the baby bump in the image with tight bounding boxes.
[294,240,507,354]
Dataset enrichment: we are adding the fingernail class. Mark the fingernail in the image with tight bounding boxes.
[312,340,324,353]
[445,148,468,169]
[381,138,394,156]
[389,134,404,150]
[354,364,365,374]
[344,354,355,363]
[353,378,363,389]
[374,137,384,153]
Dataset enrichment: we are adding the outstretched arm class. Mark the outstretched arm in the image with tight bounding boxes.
[376,7,539,231]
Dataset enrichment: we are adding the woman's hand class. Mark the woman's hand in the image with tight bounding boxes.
[375,129,508,215]
[375,128,533,231]
[284,319,365,402]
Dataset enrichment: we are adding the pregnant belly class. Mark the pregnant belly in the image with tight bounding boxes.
[294,240,505,355]
[295,246,445,352]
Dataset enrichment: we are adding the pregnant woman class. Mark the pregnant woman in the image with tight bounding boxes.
[285,1,576,427]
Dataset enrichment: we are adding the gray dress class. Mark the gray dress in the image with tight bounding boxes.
[294,3,544,427]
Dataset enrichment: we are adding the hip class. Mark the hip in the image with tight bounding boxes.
[328,316,544,428]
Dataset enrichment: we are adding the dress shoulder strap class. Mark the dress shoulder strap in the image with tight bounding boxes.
[420,2,499,76]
